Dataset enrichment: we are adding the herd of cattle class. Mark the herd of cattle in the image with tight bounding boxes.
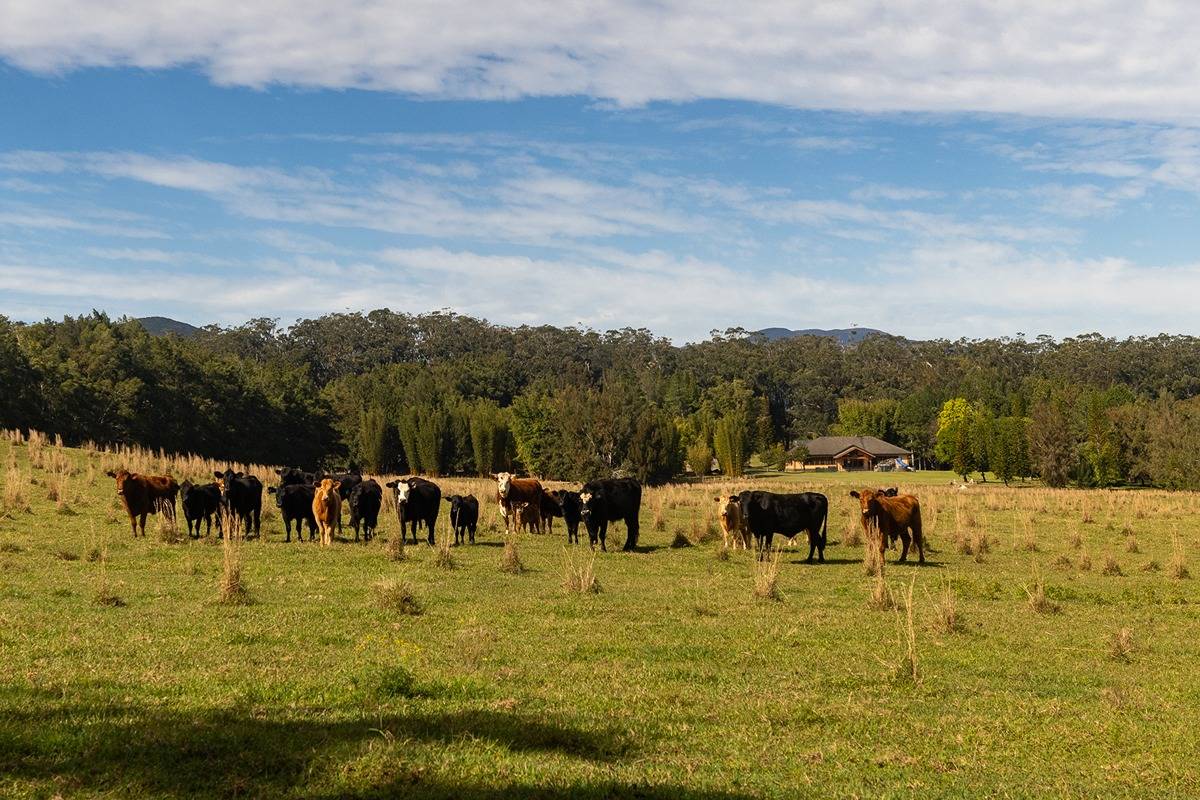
[103,468,926,563]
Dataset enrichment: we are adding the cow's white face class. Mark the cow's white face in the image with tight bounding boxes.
[496,472,513,497]
[579,491,592,505]
[395,481,411,503]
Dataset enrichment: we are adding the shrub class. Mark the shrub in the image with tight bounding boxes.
[374,579,423,615]
[752,548,782,602]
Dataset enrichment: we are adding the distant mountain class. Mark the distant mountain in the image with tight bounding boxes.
[756,326,890,345]
[136,316,202,338]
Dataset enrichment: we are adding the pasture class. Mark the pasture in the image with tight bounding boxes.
[2,432,1199,798]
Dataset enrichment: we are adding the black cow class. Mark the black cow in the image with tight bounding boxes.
[385,477,441,545]
[316,470,362,502]
[180,481,222,538]
[738,490,829,562]
[272,467,313,505]
[551,489,583,544]
[214,469,262,538]
[539,492,563,535]
[348,479,383,542]
[445,494,480,545]
[579,478,641,552]
[268,483,317,542]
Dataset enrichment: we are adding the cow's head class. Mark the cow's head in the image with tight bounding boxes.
[445,494,463,518]
[881,487,899,497]
[736,490,767,525]
[275,467,311,487]
[385,477,415,504]
[213,469,242,499]
[106,469,133,497]
[316,477,337,498]
[849,488,888,517]
[579,489,601,534]
[716,495,740,527]
[494,472,514,498]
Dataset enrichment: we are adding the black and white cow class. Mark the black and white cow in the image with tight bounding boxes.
[579,478,642,552]
[385,477,441,545]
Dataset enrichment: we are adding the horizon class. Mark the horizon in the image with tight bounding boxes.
[5,3,1200,342]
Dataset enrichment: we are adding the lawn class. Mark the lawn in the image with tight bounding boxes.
[2,433,1199,798]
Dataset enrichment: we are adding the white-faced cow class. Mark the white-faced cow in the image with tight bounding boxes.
[493,472,544,533]
[386,477,441,545]
[579,478,642,552]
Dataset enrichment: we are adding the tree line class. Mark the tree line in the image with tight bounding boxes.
[4,310,1200,488]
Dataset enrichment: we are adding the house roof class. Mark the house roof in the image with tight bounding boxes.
[801,436,910,458]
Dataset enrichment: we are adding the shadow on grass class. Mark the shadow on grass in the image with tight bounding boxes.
[0,683,749,799]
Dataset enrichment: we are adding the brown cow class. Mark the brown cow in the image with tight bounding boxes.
[106,470,179,537]
[715,495,750,550]
[849,488,924,564]
[493,472,545,533]
[512,501,543,535]
[313,478,342,546]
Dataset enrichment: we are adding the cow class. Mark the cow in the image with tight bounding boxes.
[348,479,383,542]
[539,492,562,535]
[513,500,543,535]
[386,477,441,545]
[738,490,829,562]
[268,483,317,542]
[445,494,480,544]
[312,478,342,546]
[272,467,314,507]
[106,470,179,537]
[492,472,545,533]
[850,488,925,564]
[180,480,222,538]
[214,469,262,538]
[324,470,363,502]
[715,495,750,550]
[551,490,583,544]
[579,478,642,552]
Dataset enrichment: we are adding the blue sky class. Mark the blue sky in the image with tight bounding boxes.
[3,2,1200,341]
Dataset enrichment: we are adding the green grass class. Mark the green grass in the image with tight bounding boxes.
[2,439,1199,798]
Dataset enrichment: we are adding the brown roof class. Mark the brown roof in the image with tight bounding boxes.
[801,436,910,458]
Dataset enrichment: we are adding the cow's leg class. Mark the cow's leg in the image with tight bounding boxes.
[426,518,435,546]
[253,507,261,538]
[470,523,476,544]
[599,522,607,552]
[806,531,816,563]
[912,526,925,564]
[137,513,147,537]
[623,516,639,551]
[898,532,911,562]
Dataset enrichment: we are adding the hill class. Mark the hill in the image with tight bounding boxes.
[135,316,202,337]
[756,326,891,344]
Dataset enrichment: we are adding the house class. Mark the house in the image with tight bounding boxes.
[788,436,913,472]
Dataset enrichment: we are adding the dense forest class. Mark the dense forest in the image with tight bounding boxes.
[5,310,1200,488]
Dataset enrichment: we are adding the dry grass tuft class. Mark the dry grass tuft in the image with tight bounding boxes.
[868,571,895,611]
[1141,560,1161,572]
[1124,536,1139,554]
[218,526,253,605]
[842,521,863,547]
[434,536,456,570]
[889,579,919,684]
[456,625,496,671]
[1108,627,1136,663]
[752,548,783,602]
[1101,554,1123,577]
[500,534,525,574]
[1068,530,1083,549]
[385,535,407,562]
[1169,531,1190,579]
[0,542,22,554]
[562,549,600,594]
[1078,552,1093,571]
[1051,553,1074,570]
[374,579,423,615]
[930,578,962,634]
[670,528,692,549]
[714,540,731,561]
[1024,574,1061,614]
[53,549,79,561]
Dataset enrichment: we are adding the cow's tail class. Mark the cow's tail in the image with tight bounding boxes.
[821,500,829,548]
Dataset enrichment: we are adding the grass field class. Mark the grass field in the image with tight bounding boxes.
[2,432,1200,798]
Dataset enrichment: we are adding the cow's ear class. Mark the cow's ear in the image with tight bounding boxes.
[275,468,283,475]
[728,495,738,502]
[214,471,223,479]
[106,470,116,477]
[384,480,398,489]
[849,490,859,498]
[235,472,243,478]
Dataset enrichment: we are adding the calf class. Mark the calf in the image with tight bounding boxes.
[539,492,562,535]
[445,494,480,544]
[738,490,829,561]
[106,470,179,537]
[551,490,583,544]
[312,478,342,546]
[513,501,542,535]
[386,477,441,545]
[579,478,642,552]
[850,488,925,564]
[180,481,222,538]
[493,472,545,533]
[214,469,262,538]
[348,479,383,542]
[715,495,750,550]
[268,483,317,542]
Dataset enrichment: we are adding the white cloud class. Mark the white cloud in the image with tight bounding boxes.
[4,2,1200,121]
